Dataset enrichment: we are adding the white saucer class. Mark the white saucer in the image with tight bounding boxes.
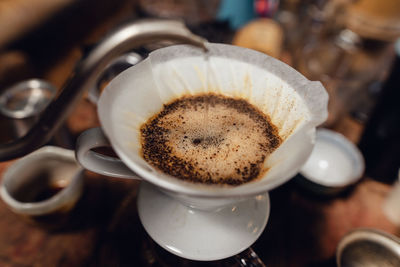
[298,128,365,194]
[137,182,270,261]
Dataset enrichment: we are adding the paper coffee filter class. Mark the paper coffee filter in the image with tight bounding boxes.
[98,43,328,196]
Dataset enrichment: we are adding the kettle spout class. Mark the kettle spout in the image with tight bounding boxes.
[0,19,207,161]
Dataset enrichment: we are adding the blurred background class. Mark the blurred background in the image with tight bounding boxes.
[0,0,399,266]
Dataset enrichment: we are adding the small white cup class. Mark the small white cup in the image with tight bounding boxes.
[0,146,84,226]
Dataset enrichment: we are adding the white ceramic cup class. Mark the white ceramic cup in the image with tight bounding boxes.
[0,146,84,224]
[75,42,328,209]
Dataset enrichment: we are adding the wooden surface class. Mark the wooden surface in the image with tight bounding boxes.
[0,161,398,266]
[0,0,74,49]
[0,171,142,267]
[0,3,399,266]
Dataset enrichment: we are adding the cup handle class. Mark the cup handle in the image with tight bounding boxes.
[234,247,266,267]
[75,127,141,179]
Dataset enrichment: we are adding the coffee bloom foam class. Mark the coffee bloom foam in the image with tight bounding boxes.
[140,93,281,185]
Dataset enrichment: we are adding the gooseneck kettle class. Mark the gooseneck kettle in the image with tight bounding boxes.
[0,19,207,161]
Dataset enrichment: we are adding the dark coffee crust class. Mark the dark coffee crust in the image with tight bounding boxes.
[140,93,281,185]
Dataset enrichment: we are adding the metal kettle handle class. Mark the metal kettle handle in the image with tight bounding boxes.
[0,19,206,161]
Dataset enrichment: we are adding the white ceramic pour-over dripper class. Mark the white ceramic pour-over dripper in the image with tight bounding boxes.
[76,43,328,260]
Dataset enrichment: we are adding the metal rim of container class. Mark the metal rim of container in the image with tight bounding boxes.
[336,228,400,267]
[0,79,57,119]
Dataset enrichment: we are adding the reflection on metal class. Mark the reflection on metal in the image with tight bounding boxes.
[0,79,57,140]
[337,228,400,267]
[0,79,56,119]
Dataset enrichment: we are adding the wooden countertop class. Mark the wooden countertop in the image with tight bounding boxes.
[0,0,75,49]
[0,3,398,266]
[0,157,397,266]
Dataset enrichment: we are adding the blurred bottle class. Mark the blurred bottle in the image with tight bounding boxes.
[358,39,400,184]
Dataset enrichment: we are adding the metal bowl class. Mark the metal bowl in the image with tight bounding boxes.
[337,228,400,267]
[0,79,57,139]
[0,79,56,119]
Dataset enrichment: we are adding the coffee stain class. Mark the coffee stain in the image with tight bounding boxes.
[270,85,283,129]
[193,64,221,95]
[243,72,253,100]
[280,117,305,141]
[128,141,139,151]
[277,97,295,139]
[171,67,191,95]
[193,65,206,90]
